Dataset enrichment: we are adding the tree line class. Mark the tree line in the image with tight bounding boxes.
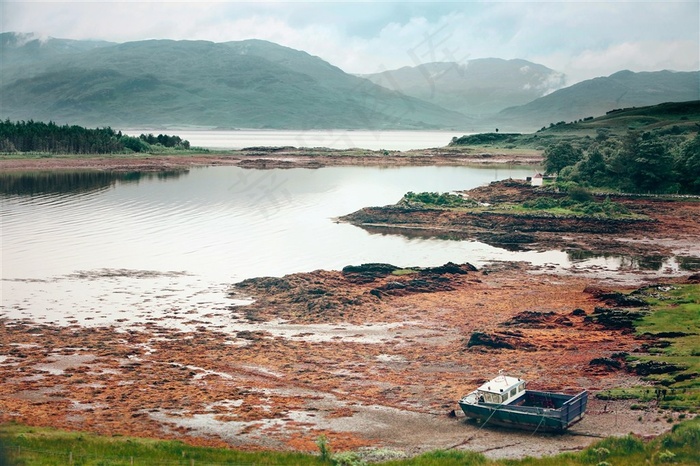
[0,120,190,154]
[543,129,700,194]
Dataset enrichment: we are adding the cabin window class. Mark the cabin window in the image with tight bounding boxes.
[519,385,524,392]
[510,389,516,398]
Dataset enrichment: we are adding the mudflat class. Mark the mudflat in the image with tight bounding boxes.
[1,151,698,460]
[0,147,542,172]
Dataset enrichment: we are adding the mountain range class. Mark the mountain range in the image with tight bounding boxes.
[360,59,566,117]
[1,32,698,132]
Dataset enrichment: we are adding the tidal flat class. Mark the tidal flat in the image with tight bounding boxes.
[1,150,698,459]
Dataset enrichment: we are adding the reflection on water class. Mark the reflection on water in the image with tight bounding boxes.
[565,250,697,272]
[678,256,700,271]
[1,164,696,328]
[0,170,188,196]
[567,250,666,271]
[124,129,462,151]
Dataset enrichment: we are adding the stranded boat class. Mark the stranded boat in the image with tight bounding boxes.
[458,373,588,432]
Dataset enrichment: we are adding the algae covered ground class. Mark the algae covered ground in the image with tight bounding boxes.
[596,283,700,412]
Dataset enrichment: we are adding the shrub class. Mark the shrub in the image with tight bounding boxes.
[316,435,332,462]
[658,449,677,463]
[401,192,475,208]
[332,451,367,466]
[523,197,560,210]
[567,185,594,203]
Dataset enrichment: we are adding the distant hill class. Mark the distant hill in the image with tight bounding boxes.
[1,33,697,132]
[0,33,115,82]
[0,33,471,130]
[450,100,700,149]
[494,70,700,132]
[361,59,566,118]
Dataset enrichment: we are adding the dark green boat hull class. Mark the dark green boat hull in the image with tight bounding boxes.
[459,390,588,433]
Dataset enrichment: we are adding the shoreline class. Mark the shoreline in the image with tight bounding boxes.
[0,147,543,171]
[1,262,694,458]
[3,153,698,459]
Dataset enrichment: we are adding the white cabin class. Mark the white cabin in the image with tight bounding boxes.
[473,375,526,404]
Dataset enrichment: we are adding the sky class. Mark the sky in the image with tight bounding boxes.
[2,1,699,85]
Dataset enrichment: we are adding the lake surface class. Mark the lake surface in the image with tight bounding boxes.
[0,165,681,330]
[123,129,464,151]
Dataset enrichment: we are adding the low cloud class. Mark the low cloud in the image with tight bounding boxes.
[3,1,698,83]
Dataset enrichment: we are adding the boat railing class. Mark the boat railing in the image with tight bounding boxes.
[560,391,588,425]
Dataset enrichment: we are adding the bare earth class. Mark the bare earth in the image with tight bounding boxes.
[1,151,698,460]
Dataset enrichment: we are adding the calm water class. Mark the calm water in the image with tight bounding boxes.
[123,129,463,151]
[0,165,682,329]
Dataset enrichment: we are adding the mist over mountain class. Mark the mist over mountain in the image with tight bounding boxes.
[1,32,697,132]
[361,59,566,117]
[494,70,700,132]
[0,33,471,130]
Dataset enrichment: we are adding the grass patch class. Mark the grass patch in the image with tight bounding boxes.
[511,196,641,219]
[398,188,645,221]
[0,423,326,465]
[3,418,700,465]
[597,284,700,411]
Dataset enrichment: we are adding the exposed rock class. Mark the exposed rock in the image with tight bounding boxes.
[419,262,477,275]
[501,310,573,328]
[342,263,399,283]
[631,360,688,376]
[465,330,536,351]
[598,291,647,308]
[466,331,515,350]
[589,357,624,371]
[584,307,650,330]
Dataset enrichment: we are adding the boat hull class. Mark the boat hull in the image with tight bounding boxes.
[459,390,588,433]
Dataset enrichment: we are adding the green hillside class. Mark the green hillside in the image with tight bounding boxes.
[2,33,697,131]
[0,36,471,130]
[494,70,700,132]
[451,101,700,194]
[452,101,700,147]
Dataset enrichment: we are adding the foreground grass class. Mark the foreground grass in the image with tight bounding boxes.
[0,424,326,465]
[2,418,699,465]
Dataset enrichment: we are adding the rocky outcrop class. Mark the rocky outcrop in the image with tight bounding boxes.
[341,263,400,283]
[501,310,573,328]
[465,330,536,351]
[583,286,647,307]
[230,261,479,323]
[584,307,650,330]
[630,360,688,376]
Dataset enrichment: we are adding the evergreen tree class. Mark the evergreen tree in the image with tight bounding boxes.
[674,133,700,194]
[543,142,583,175]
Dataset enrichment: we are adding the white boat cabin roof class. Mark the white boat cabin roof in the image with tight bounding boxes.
[477,375,524,395]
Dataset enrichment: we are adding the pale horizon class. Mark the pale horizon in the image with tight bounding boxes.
[2,1,698,86]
